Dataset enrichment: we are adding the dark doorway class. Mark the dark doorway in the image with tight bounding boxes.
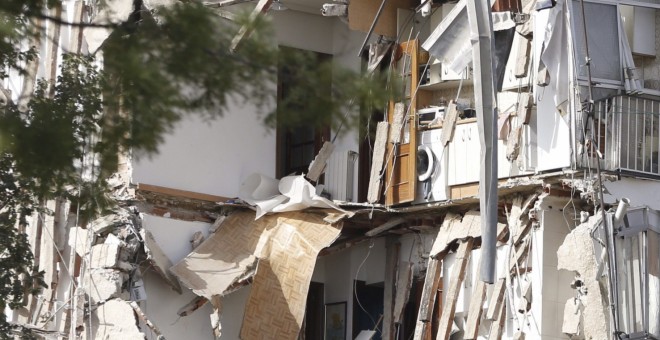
[353,280,384,340]
[302,281,325,340]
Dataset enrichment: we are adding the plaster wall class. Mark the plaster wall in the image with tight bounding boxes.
[604,177,660,210]
[537,196,578,340]
[132,12,363,199]
[140,215,216,340]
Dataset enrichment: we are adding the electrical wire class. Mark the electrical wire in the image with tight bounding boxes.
[353,239,379,333]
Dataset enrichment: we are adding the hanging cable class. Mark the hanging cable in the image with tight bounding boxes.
[576,0,619,335]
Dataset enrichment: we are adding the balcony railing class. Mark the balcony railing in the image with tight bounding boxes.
[577,95,660,176]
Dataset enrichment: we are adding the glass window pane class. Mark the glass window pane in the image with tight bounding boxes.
[572,1,621,82]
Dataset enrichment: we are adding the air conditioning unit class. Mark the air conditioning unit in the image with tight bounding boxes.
[325,150,358,202]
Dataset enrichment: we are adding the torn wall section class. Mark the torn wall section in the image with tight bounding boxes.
[170,210,342,339]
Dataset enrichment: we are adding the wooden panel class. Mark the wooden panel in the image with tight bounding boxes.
[449,183,480,200]
[348,0,416,37]
[436,239,474,340]
[386,40,419,206]
[464,273,487,339]
[137,183,229,202]
[492,0,521,12]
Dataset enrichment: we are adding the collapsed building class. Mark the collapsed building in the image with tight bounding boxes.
[6,0,660,339]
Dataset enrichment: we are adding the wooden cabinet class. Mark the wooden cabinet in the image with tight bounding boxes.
[447,121,480,186]
[385,40,424,206]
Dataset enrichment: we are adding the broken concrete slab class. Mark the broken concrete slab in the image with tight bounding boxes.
[557,214,609,340]
[209,215,227,233]
[190,231,205,250]
[68,226,94,258]
[430,211,507,258]
[90,244,121,269]
[306,141,335,182]
[367,122,389,204]
[84,269,127,304]
[89,210,132,235]
[140,228,182,294]
[91,299,144,339]
[562,298,582,337]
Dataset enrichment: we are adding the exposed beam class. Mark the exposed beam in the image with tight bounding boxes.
[137,183,230,203]
[436,238,474,340]
[229,0,273,52]
[203,0,253,8]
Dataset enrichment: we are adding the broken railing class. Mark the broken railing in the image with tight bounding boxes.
[577,95,660,176]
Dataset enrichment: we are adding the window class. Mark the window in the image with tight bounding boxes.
[572,1,659,95]
[276,47,331,178]
[572,1,622,85]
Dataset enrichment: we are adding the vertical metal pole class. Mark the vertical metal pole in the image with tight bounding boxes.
[577,0,619,334]
[466,0,498,284]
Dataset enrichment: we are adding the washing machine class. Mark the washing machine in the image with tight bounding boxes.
[414,128,448,204]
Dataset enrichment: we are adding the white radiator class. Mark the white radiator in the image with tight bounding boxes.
[325,150,358,202]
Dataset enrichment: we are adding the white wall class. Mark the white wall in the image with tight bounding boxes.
[537,196,576,340]
[140,215,216,340]
[132,100,277,197]
[132,13,365,199]
[604,177,660,210]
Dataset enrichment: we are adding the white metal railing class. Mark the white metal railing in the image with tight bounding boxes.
[577,95,660,175]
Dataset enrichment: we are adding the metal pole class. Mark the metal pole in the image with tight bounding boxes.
[466,0,498,284]
[578,0,619,335]
[357,0,390,57]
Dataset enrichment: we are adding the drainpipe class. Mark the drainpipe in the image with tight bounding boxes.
[466,0,498,284]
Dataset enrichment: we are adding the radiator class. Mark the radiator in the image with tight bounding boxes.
[325,150,358,202]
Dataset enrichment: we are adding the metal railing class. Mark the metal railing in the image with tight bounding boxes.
[577,95,660,175]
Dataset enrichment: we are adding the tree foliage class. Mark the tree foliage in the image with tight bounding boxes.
[0,0,389,337]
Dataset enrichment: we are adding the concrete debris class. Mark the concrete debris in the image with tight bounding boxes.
[91,299,144,339]
[68,226,94,257]
[190,231,205,250]
[90,210,133,235]
[140,228,182,293]
[367,121,389,204]
[389,103,406,144]
[130,301,166,339]
[430,211,507,258]
[209,215,227,233]
[513,331,526,340]
[209,296,222,339]
[84,268,128,304]
[562,298,582,337]
[557,214,609,340]
[306,141,335,182]
[90,244,121,269]
[177,296,208,317]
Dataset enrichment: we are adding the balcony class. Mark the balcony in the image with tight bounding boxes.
[577,95,660,177]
